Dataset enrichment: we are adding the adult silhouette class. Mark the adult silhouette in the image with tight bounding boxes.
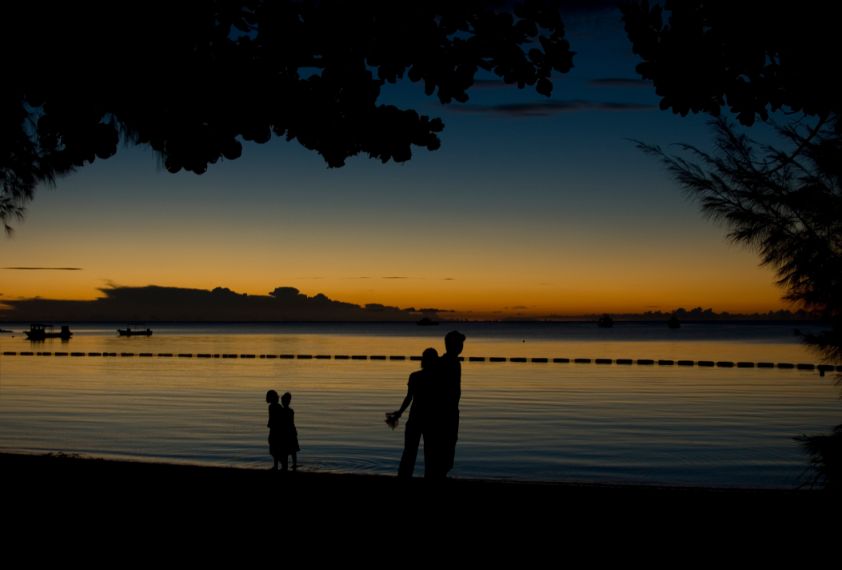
[387,347,438,478]
[427,330,465,478]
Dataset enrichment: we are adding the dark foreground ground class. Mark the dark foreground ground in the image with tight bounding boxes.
[2,452,837,556]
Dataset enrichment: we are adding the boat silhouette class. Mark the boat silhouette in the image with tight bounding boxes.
[25,324,73,340]
[118,327,153,337]
[597,314,614,328]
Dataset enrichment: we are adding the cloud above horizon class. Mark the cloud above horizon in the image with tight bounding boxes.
[449,99,654,117]
[558,0,620,13]
[589,78,651,88]
[0,285,450,322]
[3,266,83,271]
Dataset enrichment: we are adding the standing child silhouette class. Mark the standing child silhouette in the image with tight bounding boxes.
[266,390,283,470]
[277,391,300,471]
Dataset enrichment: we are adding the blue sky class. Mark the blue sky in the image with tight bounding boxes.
[0,6,788,318]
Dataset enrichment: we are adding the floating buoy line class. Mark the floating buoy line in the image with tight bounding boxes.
[1,351,838,375]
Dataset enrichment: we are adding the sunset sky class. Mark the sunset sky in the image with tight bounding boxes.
[0,7,789,319]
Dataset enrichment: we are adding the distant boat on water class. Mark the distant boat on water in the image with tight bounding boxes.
[417,317,439,326]
[25,324,73,340]
[118,327,153,337]
[597,314,614,328]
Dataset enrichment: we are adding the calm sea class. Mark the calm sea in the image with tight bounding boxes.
[0,322,839,488]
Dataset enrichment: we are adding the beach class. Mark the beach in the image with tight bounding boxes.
[4,450,837,561]
[3,452,831,517]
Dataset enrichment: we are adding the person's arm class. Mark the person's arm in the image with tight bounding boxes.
[389,377,414,417]
[393,389,412,417]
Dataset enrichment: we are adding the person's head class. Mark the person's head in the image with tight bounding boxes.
[444,330,466,355]
[421,347,439,370]
[266,390,279,404]
[281,392,292,407]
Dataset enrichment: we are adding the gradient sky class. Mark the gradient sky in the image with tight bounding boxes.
[0,8,790,319]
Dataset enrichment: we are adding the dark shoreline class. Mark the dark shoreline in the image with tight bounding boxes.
[2,451,831,504]
[3,451,837,547]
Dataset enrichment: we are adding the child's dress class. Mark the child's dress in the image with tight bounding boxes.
[277,406,300,455]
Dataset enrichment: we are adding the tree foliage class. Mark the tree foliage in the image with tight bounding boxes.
[1,0,574,230]
[639,118,842,320]
[624,0,842,491]
[621,0,842,124]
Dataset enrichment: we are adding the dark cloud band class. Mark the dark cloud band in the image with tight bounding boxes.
[589,78,652,88]
[450,99,654,117]
[3,266,82,271]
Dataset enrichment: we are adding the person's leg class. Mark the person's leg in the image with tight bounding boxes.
[398,420,422,478]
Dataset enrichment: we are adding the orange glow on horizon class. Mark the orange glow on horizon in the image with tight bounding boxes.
[0,276,791,318]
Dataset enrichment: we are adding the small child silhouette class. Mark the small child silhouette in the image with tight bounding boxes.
[277,391,300,471]
[266,390,283,470]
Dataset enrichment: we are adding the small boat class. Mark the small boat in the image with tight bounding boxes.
[25,324,73,340]
[667,316,681,329]
[597,314,614,328]
[118,327,153,337]
[417,317,439,326]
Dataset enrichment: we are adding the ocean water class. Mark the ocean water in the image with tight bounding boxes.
[0,322,839,488]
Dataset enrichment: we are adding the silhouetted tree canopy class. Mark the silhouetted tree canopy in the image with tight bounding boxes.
[1,0,574,230]
[625,1,842,488]
[639,117,842,322]
[621,1,842,125]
